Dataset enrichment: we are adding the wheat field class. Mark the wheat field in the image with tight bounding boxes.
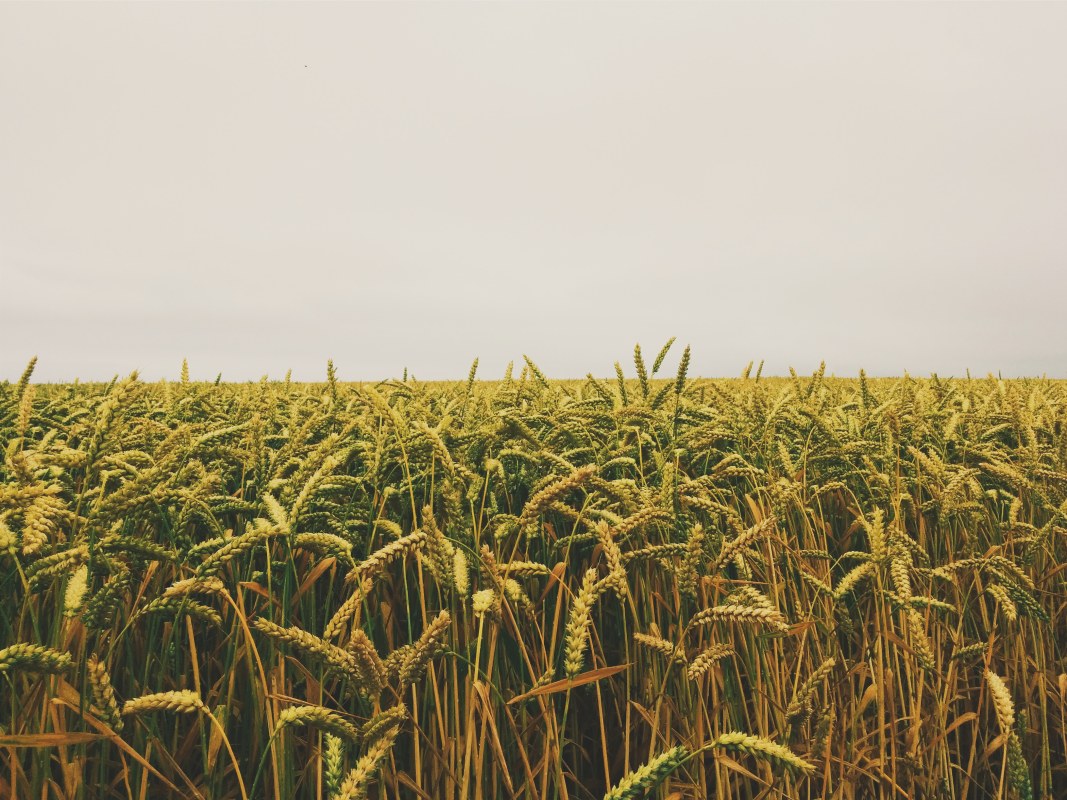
[1,345,1064,799]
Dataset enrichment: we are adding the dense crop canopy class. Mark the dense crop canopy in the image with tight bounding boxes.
[1,351,1063,798]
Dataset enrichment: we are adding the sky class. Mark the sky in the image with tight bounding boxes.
[2,2,1066,383]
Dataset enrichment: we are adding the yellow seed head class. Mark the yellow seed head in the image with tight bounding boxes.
[122,690,204,716]
[86,655,123,731]
[0,644,72,674]
[564,568,600,677]
[277,705,360,742]
[453,549,470,597]
[711,731,814,773]
[986,670,1015,733]
[64,564,90,616]
[472,589,497,617]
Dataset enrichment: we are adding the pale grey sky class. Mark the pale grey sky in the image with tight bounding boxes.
[2,2,1066,382]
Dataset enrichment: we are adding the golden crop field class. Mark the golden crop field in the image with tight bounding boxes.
[1,345,1064,799]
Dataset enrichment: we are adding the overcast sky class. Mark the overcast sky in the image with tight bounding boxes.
[2,2,1066,382]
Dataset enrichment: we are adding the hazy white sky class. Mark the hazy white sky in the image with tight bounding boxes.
[2,2,1066,382]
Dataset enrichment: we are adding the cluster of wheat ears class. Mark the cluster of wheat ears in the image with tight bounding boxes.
[1,344,1064,799]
